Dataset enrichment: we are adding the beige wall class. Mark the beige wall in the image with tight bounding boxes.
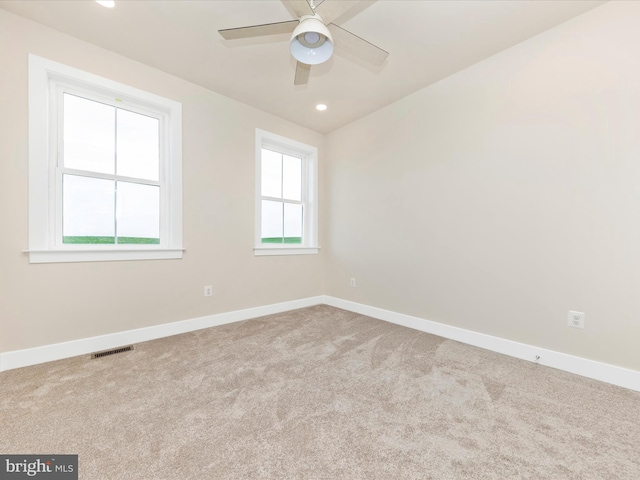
[324,1,640,371]
[0,9,324,353]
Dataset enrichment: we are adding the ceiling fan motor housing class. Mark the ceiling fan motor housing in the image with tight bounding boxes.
[290,14,334,65]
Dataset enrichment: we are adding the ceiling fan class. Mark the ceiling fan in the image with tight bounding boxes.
[218,0,389,85]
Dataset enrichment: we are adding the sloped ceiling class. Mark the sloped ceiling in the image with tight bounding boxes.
[0,0,606,133]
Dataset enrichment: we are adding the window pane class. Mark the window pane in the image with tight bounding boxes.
[261,200,283,243]
[261,149,282,198]
[117,109,160,181]
[63,93,115,175]
[282,155,302,201]
[63,174,115,244]
[284,203,303,244]
[116,182,160,244]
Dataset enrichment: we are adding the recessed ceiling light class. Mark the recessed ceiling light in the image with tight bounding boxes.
[316,104,327,111]
[96,0,115,8]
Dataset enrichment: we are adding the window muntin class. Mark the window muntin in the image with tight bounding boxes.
[28,54,182,263]
[255,129,318,256]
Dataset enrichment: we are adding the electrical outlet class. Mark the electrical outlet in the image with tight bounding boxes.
[350,277,356,287]
[568,310,585,329]
[204,285,213,297]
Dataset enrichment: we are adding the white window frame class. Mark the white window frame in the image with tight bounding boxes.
[255,129,318,256]
[27,54,183,263]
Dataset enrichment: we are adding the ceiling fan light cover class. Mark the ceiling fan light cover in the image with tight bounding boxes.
[290,16,334,65]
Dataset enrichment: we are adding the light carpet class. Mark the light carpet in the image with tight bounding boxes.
[1,305,639,479]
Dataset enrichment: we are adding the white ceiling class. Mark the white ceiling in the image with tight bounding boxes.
[1,0,606,134]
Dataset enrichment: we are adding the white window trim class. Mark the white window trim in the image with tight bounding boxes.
[255,129,319,256]
[27,54,183,264]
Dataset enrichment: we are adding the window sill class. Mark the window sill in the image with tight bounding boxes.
[254,246,319,256]
[25,248,184,264]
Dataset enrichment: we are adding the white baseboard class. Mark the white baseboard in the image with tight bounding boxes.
[0,296,324,372]
[322,296,640,393]
[2,294,638,393]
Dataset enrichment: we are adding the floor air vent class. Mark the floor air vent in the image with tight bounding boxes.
[91,345,134,359]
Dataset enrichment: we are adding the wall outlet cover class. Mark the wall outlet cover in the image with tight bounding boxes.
[568,310,585,329]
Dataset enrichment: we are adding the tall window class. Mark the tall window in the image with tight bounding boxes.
[255,130,318,256]
[261,149,303,244]
[28,55,182,263]
[61,92,161,245]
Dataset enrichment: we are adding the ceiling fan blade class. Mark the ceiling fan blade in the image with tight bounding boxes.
[294,62,311,85]
[314,0,360,24]
[283,0,314,18]
[327,23,389,66]
[219,20,298,40]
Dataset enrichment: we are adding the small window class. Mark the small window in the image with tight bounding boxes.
[28,55,183,263]
[255,130,318,255]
